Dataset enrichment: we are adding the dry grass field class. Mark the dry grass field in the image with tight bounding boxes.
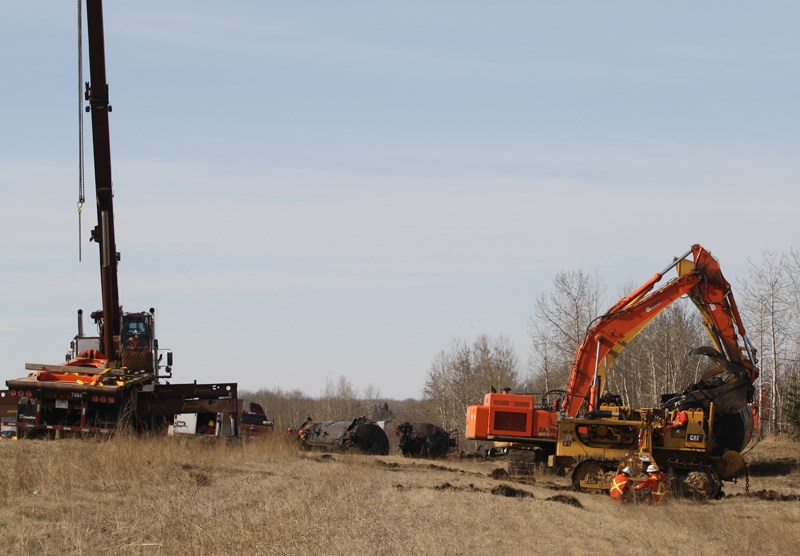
[0,434,798,555]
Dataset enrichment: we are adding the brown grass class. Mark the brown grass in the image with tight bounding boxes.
[0,434,798,555]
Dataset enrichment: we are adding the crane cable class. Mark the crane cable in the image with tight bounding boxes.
[77,0,85,261]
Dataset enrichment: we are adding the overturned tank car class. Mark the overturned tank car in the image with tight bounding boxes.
[298,416,389,455]
[395,422,455,459]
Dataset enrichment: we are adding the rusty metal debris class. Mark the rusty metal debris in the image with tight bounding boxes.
[395,422,455,459]
[297,416,389,455]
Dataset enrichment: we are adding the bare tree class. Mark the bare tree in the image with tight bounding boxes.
[527,270,606,392]
[248,387,316,432]
[424,335,519,431]
[247,382,397,434]
[607,301,706,407]
[739,251,792,435]
[320,375,362,420]
[527,333,559,393]
[785,248,800,430]
[787,248,800,320]
[362,384,393,422]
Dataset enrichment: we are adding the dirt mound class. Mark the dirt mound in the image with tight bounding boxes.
[546,494,583,508]
[747,458,799,476]
[491,468,510,480]
[490,484,533,498]
[750,489,800,501]
[375,460,400,469]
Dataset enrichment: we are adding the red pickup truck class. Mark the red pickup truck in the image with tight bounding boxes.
[239,401,274,437]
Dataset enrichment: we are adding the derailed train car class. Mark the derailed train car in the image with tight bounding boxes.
[395,422,455,459]
[298,416,389,455]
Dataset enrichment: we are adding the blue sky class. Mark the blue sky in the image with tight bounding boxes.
[1,2,797,399]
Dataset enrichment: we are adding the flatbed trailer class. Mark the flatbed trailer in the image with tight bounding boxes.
[1,376,240,437]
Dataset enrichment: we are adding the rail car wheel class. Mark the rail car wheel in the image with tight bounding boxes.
[572,460,609,493]
[683,469,722,500]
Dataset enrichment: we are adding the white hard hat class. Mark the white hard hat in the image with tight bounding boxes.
[621,466,632,475]
[646,464,659,473]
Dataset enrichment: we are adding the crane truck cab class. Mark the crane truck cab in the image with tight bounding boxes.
[68,309,171,376]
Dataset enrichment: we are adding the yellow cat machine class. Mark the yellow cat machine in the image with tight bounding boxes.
[2,1,241,437]
[467,244,759,498]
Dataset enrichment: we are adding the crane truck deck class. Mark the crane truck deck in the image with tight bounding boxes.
[1,0,255,439]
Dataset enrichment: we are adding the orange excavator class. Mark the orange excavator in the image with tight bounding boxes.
[466,244,759,498]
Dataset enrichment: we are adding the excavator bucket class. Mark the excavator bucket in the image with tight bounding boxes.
[675,257,695,277]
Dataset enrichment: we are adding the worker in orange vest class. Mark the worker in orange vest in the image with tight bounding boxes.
[634,464,668,504]
[609,466,633,503]
[668,401,689,430]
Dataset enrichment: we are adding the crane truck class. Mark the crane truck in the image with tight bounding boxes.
[466,244,759,498]
[0,0,247,438]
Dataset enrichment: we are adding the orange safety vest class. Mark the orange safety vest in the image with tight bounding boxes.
[635,471,668,503]
[609,473,631,501]
[671,410,688,429]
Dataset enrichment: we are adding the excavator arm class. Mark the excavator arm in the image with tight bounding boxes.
[561,244,758,417]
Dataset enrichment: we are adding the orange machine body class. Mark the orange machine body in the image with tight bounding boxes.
[466,392,558,441]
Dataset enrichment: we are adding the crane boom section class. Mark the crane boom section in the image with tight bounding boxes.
[85,0,121,361]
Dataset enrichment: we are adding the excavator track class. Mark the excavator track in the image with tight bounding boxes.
[681,468,722,499]
[661,459,724,500]
[507,446,541,483]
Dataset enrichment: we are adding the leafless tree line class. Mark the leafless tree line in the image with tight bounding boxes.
[527,270,605,394]
[738,250,800,435]
[246,375,394,434]
[422,335,519,431]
